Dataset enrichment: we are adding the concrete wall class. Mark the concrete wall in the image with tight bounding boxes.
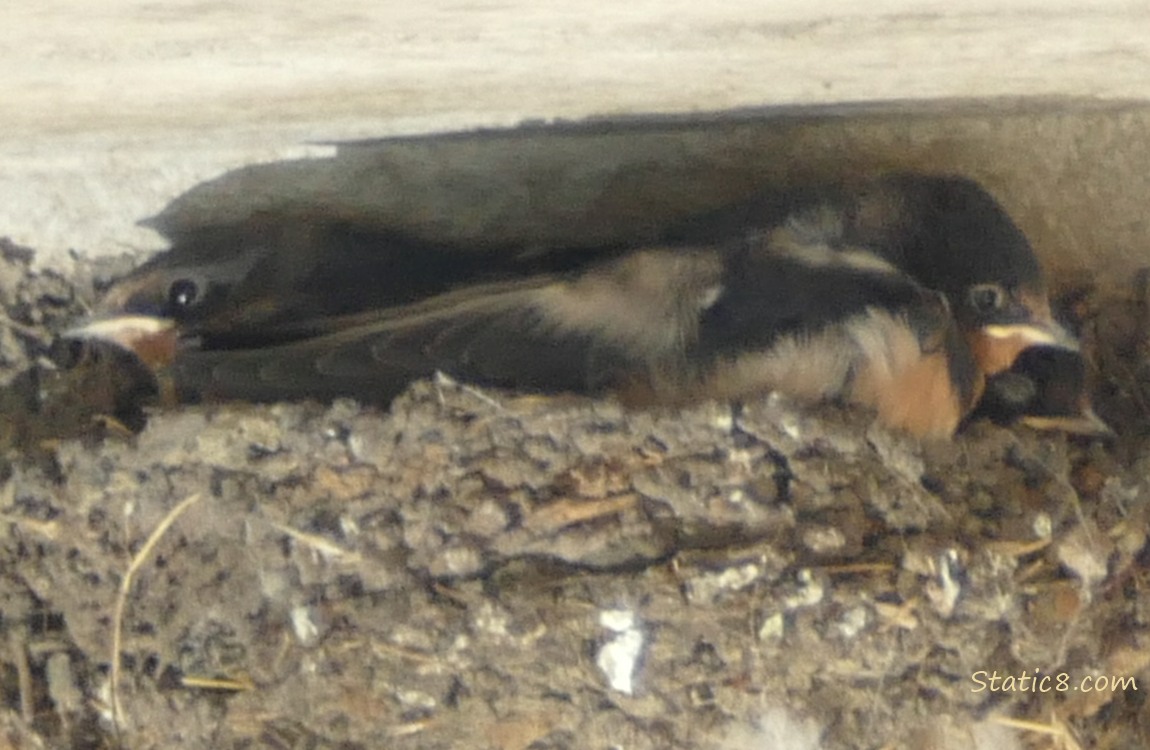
[4,1,1150,295]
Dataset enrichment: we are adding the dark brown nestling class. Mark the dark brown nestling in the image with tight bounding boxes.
[89,215,603,349]
[967,344,1112,436]
[72,227,981,439]
[69,172,1072,440]
[672,172,1078,379]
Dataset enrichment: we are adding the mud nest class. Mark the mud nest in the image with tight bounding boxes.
[0,237,1149,750]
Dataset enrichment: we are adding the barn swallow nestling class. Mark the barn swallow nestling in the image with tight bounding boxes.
[672,173,1077,380]
[87,215,604,350]
[75,235,981,439]
[967,344,1111,436]
[66,172,1080,439]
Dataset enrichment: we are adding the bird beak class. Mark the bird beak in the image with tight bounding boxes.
[964,285,1083,377]
[1019,407,1115,438]
[64,315,179,372]
[969,319,1079,376]
[981,320,1078,349]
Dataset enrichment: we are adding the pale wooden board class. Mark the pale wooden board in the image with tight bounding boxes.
[3,0,1149,289]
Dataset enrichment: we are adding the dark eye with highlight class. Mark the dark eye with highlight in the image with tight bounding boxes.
[968,284,1006,314]
[168,279,200,311]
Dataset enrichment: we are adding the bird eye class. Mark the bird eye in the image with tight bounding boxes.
[968,284,1006,314]
[168,279,200,310]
